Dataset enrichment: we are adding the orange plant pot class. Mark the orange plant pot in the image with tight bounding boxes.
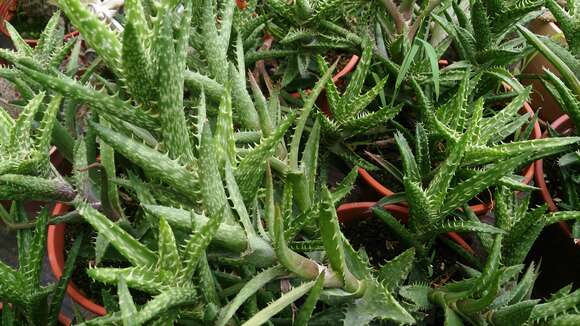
[337,202,475,254]
[0,0,79,46]
[47,203,107,317]
[358,86,541,216]
[534,114,578,243]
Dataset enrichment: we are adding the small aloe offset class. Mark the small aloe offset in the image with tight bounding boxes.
[316,42,402,139]
[432,0,542,67]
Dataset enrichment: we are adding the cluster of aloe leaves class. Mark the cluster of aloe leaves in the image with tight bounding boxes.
[0,0,579,325]
[518,0,580,236]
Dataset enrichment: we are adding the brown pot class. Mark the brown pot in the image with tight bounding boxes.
[0,0,17,36]
[522,20,565,123]
[0,0,78,46]
[534,114,578,243]
[358,88,541,217]
[47,203,107,317]
[337,202,475,254]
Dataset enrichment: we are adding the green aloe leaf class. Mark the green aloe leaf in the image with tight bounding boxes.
[87,266,168,294]
[18,65,156,130]
[443,150,564,217]
[47,234,83,326]
[142,205,246,253]
[216,265,286,326]
[0,175,75,201]
[200,0,228,83]
[58,0,122,76]
[157,217,182,277]
[301,120,321,206]
[224,160,254,236]
[198,122,235,224]
[78,201,157,267]
[416,123,431,177]
[394,132,421,183]
[463,137,580,166]
[89,122,199,202]
[343,281,415,325]
[8,92,44,154]
[331,167,358,203]
[215,90,237,166]
[249,72,273,137]
[418,39,440,100]
[131,287,197,325]
[118,276,138,326]
[319,187,360,293]
[156,12,193,163]
[242,280,317,326]
[4,22,33,56]
[181,204,227,284]
[491,300,538,326]
[471,0,492,50]
[428,98,484,210]
[184,71,225,101]
[22,209,49,293]
[421,220,505,239]
[36,95,63,157]
[0,260,25,304]
[341,105,402,136]
[346,75,390,118]
[295,272,325,326]
[235,112,296,203]
[288,62,336,169]
[518,24,580,96]
[122,22,155,104]
[229,64,261,130]
[541,69,580,129]
[530,289,580,322]
[124,0,151,50]
[544,0,579,54]
[34,11,63,64]
[273,204,320,282]
[378,248,416,291]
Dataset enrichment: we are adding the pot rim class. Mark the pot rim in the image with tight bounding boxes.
[47,203,107,317]
[0,0,79,45]
[337,201,475,254]
[359,86,541,216]
[534,114,577,242]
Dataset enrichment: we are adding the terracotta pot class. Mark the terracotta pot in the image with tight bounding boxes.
[0,0,79,46]
[337,202,475,254]
[522,20,565,123]
[358,89,541,216]
[0,0,17,36]
[534,114,578,242]
[47,203,107,317]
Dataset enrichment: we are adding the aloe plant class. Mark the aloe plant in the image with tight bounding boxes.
[0,203,83,326]
[431,0,543,67]
[517,0,580,240]
[1,0,580,325]
[2,0,414,324]
[388,186,580,325]
[371,73,579,267]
